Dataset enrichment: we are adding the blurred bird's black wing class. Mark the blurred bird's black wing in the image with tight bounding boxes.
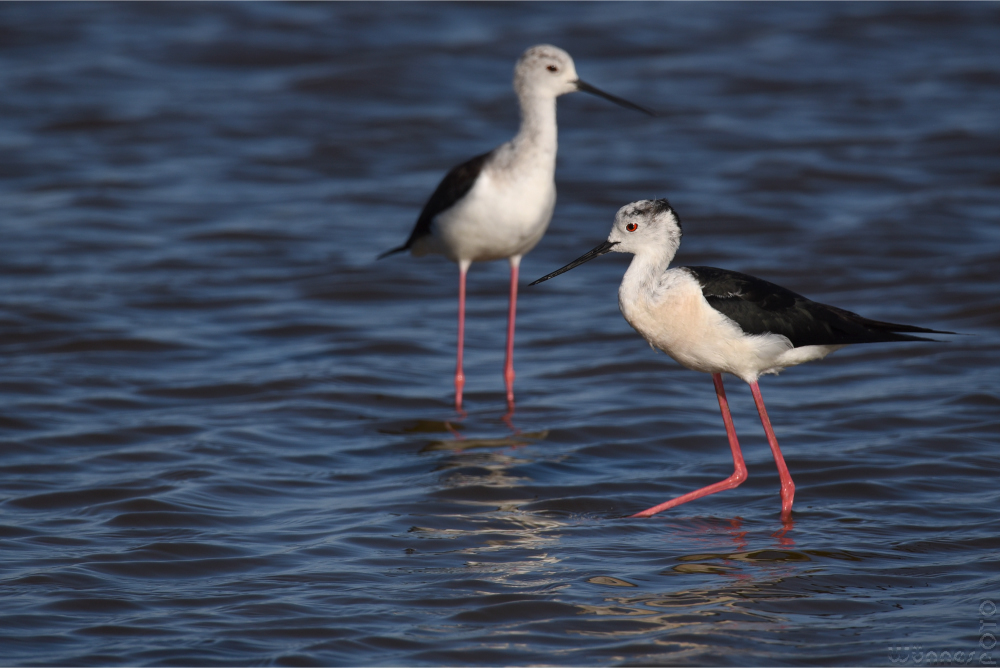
[378,150,493,258]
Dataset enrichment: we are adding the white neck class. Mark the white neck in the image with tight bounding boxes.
[508,91,558,170]
[619,246,675,304]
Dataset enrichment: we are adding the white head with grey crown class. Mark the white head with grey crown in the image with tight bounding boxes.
[514,45,580,98]
[529,199,682,285]
[514,45,656,114]
[607,199,682,258]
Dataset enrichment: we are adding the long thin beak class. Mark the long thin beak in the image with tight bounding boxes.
[529,240,619,286]
[575,80,656,116]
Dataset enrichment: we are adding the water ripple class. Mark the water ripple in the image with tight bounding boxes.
[0,2,998,666]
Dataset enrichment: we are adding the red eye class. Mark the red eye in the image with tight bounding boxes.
[546,65,558,72]
[626,222,638,232]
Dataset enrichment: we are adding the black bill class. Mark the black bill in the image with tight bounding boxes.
[576,80,656,116]
[529,240,619,286]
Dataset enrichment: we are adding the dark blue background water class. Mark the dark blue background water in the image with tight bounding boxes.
[1,3,998,665]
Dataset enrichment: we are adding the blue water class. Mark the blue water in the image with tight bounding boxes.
[1,3,998,665]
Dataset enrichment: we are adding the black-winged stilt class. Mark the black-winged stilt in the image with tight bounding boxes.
[379,45,653,412]
[530,199,953,522]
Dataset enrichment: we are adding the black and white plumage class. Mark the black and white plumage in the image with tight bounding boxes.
[531,198,953,521]
[688,266,942,348]
[378,45,653,412]
[378,151,493,260]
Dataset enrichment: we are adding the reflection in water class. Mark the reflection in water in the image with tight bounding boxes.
[420,430,549,453]
[587,576,638,587]
[502,405,518,434]
[1,3,995,665]
[673,547,810,574]
[406,407,546,452]
[429,428,547,493]
[400,410,845,662]
[405,510,568,590]
[643,517,802,581]
[771,518,795,546]
[400,414,584,593]
[573,522,816,649]
[573,582,800,649]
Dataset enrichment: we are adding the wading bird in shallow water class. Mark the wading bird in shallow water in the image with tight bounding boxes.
[379,45,654,413]
[530,199,952,521]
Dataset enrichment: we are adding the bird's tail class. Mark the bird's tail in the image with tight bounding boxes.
[844,310,959,342]
[861,318,957,337]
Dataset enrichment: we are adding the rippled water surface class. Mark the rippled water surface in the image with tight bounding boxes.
[1,3,999,666]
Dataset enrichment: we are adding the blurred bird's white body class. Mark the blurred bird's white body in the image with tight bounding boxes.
[382,45,653,410]
[419,156,557,263]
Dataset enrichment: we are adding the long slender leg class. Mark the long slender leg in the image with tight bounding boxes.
[503,257,521,410]
[749,381,795,522]
[631,373,748,518]
[455,260,470,412]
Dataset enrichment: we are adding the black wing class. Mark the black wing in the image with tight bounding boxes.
[684,266,953,347]
[378,150,493,259]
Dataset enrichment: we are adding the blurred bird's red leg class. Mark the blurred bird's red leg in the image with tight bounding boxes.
[455,261,469,412]
[504,258,520,410]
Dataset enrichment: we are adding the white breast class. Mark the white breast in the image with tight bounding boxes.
[434,155,556,263]
[619,268,817,383]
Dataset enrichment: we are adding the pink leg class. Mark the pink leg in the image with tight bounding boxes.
[503,260,519,409]
[631,373,748,518]
[455,262,469,412]
[749,381,795,522]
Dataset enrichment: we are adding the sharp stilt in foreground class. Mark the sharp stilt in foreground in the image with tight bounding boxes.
[379,45,654,412]
[531,199,953,521]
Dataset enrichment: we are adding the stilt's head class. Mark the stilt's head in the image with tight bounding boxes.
[514,45,580,99]
[529,198,682,286]
[515,45,655,115]
[607,199,682,258]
